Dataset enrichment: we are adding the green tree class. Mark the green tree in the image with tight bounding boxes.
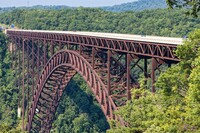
[166,0,200,17]
[0,31,20,130]
[52,74,109,133]
[108,29,200,133]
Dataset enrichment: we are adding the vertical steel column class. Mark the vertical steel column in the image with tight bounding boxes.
[151,58,156,93]
[32,39,35,97]
[79,45,83,55]
[144,58,148,87]
[11,38,15,70]
[11,40,13,69]
[43,40,47,66]
[50,41,54,55]
[46,43,49,59]
[27,40,30,118]
[17,38,21,119]
[59,41,62,50]
[37,41,40,81]
[67,42,70,50]
[22,39,25,130]
[92,47,95,68]
[127,53,131,100]
[107,50,111,95]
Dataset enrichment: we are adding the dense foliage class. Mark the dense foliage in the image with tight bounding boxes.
[166,0,200,17]
[0,32,22,132]
[0,6,72,14]
[103,0,167,12]
[0,8,200,37]
[108,29,200,133]
[52,74,109,132]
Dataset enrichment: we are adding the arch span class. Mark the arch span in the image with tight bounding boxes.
[27,50,118,132]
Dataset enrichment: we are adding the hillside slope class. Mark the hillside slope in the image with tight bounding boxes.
[102,0,167,12]
[0,0,167,13]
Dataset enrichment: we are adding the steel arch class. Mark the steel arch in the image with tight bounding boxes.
[27,50,118,132]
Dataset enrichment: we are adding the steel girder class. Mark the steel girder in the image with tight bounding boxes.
[7,30,179,62]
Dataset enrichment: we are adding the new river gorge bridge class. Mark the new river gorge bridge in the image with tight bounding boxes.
[6,29,182,132]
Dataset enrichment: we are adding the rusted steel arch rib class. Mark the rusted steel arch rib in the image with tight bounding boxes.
[27,50,118,132]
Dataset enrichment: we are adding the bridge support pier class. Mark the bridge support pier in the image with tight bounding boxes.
[126,53,131,100]
[144,58,148,88]
[107,50,111,95]
[22,39,25,130]
[151,58,156,93]
[31,39,35,98]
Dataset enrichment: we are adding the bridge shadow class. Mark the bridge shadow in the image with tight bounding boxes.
[52,74,109,133]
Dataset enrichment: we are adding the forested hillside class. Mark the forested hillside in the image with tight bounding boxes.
[0,32,22,132]
[0,5,72,14]
[52,74,109,132]
[0,7,15,13]
[0,7,199,133]
[0,8,200,37]
[103,0,167,12]
[0,0,167,13]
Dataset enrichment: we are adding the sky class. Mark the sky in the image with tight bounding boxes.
[0,0,135,7]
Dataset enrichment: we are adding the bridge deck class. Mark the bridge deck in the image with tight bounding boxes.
[6,29,183,45]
